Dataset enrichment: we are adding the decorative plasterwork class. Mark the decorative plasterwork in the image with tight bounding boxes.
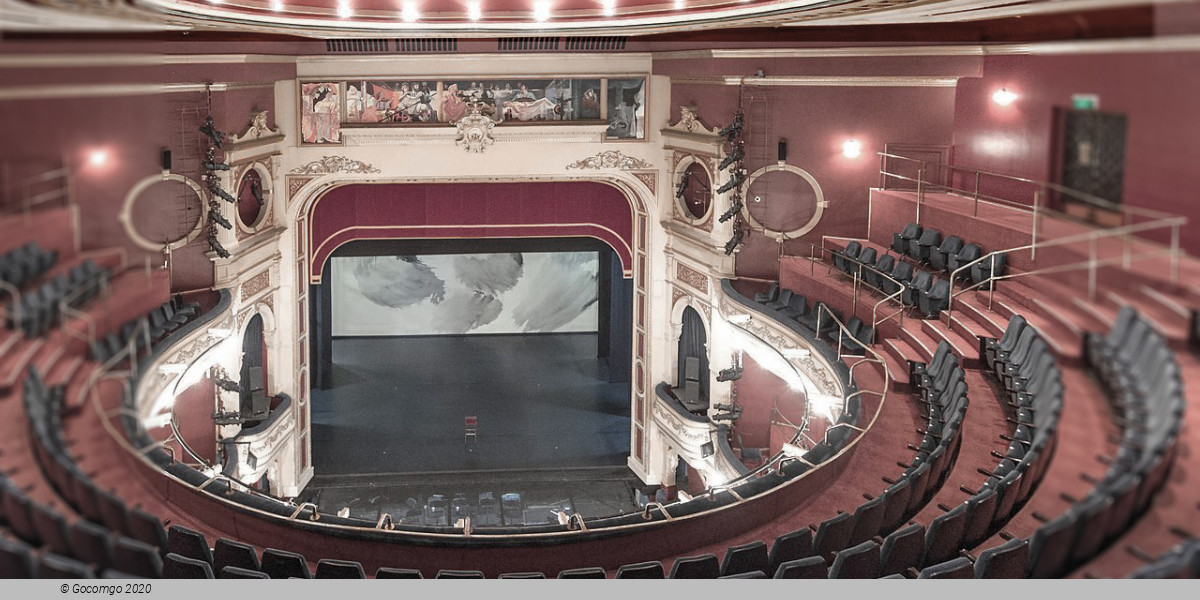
[288,156,380,175]
[287,176,317,204]
[239,270,271,302]
[228,110,284,146]
[664,106,722,137]
[716,295,841,397]
[676,262,709,294]
[454,105,496,153]
[566,150,654,171]
[652,401,712,445]
[631,171,657,196]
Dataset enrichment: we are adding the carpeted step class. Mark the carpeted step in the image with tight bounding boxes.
[921,318,980,367]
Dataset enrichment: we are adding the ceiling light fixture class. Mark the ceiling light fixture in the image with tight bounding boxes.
[270,0,282,10]
[402,0,419,21]
[533,0,551,21]
[992,87,1018,106]
[467,0,482,20]
[842,139,863,159]
[338,0,352,18]
[87,149,108,168]
[674,0,684,8]
[600,0,615,16]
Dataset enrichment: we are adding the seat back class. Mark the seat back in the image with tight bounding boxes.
[917,556,973,578]
[0,537,36,578]
[219,566,270,579]
[213,538,260,573]
[69,520,115,572]
[39,553,96,579]
[615,560,664,579]
[315,559,366,579]
[436,569,485,579]
[166,524,212,564]
[375,567,425,579]
[773,556,827,579]
[668,554,720,579]
[974,537,1028,578]
[261,548,311,579]
[828,540,881,579]
[113,537,163,579]
[880,523,925,576]
[813,511,855,560]
[720,540,769,576]
[557,566,607,579]
[768,527,813,573]
[163,553,215,579]
[921,504,969,567]
[848,496,886,545]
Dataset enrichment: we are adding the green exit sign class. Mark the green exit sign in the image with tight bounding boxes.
[1072,94,1100,110]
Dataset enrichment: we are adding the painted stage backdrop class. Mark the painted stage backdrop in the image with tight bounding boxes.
[299,76,645,143]
[332,252,599,336]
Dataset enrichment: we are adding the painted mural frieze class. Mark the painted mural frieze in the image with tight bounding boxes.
[288,156,381,175]
[566,150,653,171]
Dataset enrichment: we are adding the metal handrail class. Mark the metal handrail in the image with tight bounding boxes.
[0,279,21,328]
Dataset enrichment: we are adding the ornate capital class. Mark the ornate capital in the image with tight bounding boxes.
[288,156,380,175]
[566,150,654,171]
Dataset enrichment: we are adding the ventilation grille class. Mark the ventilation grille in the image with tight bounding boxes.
[325,39,392,53]
[396,38,459,53]
[564,37,627,51]
[499,37,561,52]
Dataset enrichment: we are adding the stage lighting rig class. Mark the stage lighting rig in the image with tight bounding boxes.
[718,144,744,171]
[716,365,744,382]
[724,227,745,256]
[716,169,746,195]
[212,410,243,426]
[205,176,237,204]
[718,110,744,141]
[718,196,744,223]
[199,116,226,148]
[208,206,233,230]
[203,147,230,171]
[675,170,691,200]
[250,180,265,206]
[208,233,230,259]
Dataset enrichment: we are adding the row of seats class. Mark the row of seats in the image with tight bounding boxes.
[755,283,873,354]
[832,241,950,320]
[1130,538,1200,578]
[891,222,1007,283]
[0,241,57,289]
[1023,307,1191,578]
[88,297,198,364]
[7,260,107,338]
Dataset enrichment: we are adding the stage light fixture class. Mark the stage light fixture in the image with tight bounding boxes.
[208,208,233,230]
[842,139,863,159]
[203,148,229,171]
[675,170,690,200]
[208,233,231,259]
[723,227,744,256]
[250,180,265,206]
[199,116,226,147]
[715,170,745,194]
[718,144,744,171]
[718,197,743,223]
[992,87,1018,106]
[716,365,743,382]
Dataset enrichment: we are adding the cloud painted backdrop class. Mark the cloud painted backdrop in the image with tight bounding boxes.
[332,252,599,336]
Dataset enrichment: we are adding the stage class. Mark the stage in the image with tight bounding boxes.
[303,332,638,525]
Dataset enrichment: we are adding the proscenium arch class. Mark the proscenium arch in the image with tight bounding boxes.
[288,174,655,475]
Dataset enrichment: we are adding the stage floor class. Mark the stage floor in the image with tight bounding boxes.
[305,333,636,524]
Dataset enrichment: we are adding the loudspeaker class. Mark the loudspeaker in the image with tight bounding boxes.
[160,149,172,171]
[777,139,787,162]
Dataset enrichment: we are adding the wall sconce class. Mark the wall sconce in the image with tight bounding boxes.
[992,88,1018,107]
[87,149,109,168]
[841,139,863,159]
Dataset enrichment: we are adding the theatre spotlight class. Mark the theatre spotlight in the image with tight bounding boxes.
[715,170,745,194]
[718,144,744,171]
[718,197,743,223]
[213,376,241,393]
[208,207,233,230]
[718,111,744,141]
[206,179,237,204]
[208,233,230,259]
[675,170,690,199]
[199,116,226,147]
[724,227,745,256]
[250,180,265,206]
[716,365,743,382]
[203,148,230,171]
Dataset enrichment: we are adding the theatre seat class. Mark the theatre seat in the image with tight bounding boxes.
[893,223,922,255]
[917,556,973,578]
[720,540,769,577]
[768,528,814,573]
[261,548,311,579]
[375,567,425,579]
[213,538,260,573]
[0,537,36,578]
[973,538,1028,579]
[879,523,924,577]
[316,559,366,579]
[773,556,827,579]
[812,511,855,560]
[113,537,163,579]
[436,569,485,579]
[70,520,115,572]
[668,554,720,579]
[615,561,665,579]
[163,553,215,579]
[166,524,213,565]
[719,570,767,578]
[498,572,546,579]
[38,553,95,579]
[220,566,270,579]
[556,566,607,579]
[829,541,881,579]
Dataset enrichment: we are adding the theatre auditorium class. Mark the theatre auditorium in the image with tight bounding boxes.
[1,0,1199,580]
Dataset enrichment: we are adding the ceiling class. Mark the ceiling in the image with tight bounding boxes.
[0,0,1173,38]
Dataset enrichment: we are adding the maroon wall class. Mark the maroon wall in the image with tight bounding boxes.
[951,52,1200,253]
[308,182,636,281]
[659,55,967,279]
[0,53,293,291]
[730,355,804,451]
